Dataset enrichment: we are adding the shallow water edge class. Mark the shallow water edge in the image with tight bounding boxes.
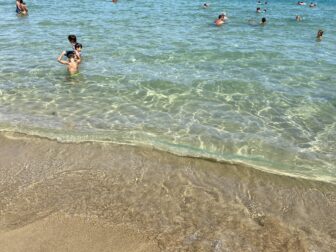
[0,131,335,251]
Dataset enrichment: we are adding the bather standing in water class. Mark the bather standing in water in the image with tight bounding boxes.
[16,0,28,15]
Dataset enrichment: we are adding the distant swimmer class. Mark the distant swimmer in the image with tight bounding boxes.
[112,0,118,3]
[256,7,262,13]
[16,0,28,15]
[203,3,209,8]
[295,15,302,21]
[214,14,225,26]
[309,2,317,7]
[316,30,324,41]
[57,51,81,75]
[260,17,267,25]
[297,1,306,5]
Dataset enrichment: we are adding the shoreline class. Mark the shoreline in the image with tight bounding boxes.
[1,131,335,251]
[1,129,335,185]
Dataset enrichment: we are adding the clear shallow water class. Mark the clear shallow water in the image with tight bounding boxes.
[0,0,335,182]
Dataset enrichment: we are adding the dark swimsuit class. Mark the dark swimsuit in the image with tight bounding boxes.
[16,5,21,14]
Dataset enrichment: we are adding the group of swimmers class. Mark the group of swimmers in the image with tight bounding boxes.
[57,35,83,75]
[297,1,317,7]
[15,1,325,75]
[208,1,323,39]
[210,1,268,27]
[296,2,323,39]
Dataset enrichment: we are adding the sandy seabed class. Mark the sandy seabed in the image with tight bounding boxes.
[0,132,335,251]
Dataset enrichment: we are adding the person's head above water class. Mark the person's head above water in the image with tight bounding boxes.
[261,17,267,24]
[74,43,82,53]
[317,29,324,38]
[75,43,82,49]
[67,53,75,61]
[68,35,77,44]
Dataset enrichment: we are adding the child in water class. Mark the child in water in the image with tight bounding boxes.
[66,35,83,60]
[57,51,81,75]
[68,35,77,50]
[260,17,267,25]
[73,43,82,60]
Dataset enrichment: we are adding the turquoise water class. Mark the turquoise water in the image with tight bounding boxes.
[0,0,335,182]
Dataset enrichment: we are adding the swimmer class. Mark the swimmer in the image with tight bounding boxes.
[73,43,82,60]
[66,43,83,60]
[297,1,306,5]
[68,34,77,49]
[57,51,81,75]
[214,14,225,26]
[257,1,261,4]
[260,17,267,25]
[295,15,302,21]
[309,2,317,7]
[256,7,262,13]
[16,0,28,15]
[203,3,209,8]
[316,30,324,40]
[112,0,118,3]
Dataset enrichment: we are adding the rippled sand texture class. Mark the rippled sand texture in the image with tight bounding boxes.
[0,132,335,251]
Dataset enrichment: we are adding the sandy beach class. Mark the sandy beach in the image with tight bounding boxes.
[0,131,335,251]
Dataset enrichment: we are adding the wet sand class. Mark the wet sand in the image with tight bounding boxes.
[0,132,335,251]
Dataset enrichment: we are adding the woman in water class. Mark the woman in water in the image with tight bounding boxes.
[16,0,28,15]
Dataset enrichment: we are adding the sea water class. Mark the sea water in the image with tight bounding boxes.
[0,0,335,182]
